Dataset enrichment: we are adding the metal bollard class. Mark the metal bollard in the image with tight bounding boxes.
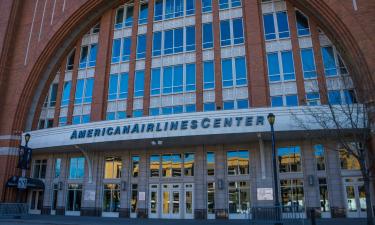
[310,209,316,225]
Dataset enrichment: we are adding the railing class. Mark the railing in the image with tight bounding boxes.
[251,206,306,224]
[0,203,28,217]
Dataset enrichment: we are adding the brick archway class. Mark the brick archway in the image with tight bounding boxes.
[12,0,375,133]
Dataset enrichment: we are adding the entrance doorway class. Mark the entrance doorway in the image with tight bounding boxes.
[149,183,194,219]
[344,177,367,218]
[29,190,44,214]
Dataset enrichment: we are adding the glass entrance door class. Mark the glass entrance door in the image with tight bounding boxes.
[184,184,194,219]
[344,178,367,218]
[149,184,159,218]
[162,184,181,219]
[29,190,44,214]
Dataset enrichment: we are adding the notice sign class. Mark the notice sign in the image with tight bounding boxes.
[84,190,96,201]
[257,188,273,201]
[139,192,146,201]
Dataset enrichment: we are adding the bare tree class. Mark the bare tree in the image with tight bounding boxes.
[291,74,375,225]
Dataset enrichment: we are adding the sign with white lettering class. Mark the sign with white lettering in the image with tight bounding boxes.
[139,192,145,201]
[257,188,273,201]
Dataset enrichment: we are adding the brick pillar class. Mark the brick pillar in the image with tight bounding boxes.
[212,0,223,109]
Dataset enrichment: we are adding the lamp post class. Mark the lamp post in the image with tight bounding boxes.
[267,113,282,225]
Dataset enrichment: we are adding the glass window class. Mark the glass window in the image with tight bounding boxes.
[207,152,215,176]
[55,158,61,178]
[319,178,330,212]
[204,102,215,112]
[220,20,231,46]
[106,112,115,120]
[108,74,118,100]
[280,179,304,211]
[125,5,134,27]
[88,44,97,67]
[231,0,241,7]
[66,50,75,70]
[72,116,81,125]
[122,37,131,61]
[263,14,276,40]
[276,12,290,38]
[74,79,84,104]
[235,57,247,85]
[219,0,229,9]
[233,18,244,44]
[286,95,298,106]
[228,181,250,214]
[328,90,341,105]
[103,184,120,213]
[186,63,196,91]
[137,35,147,59]
[306,92,320,106]
[162,154,182,177]
[104,157,122,179]
[173,105,183,114]
[163,67,173,94]
[154,0,163,21]
[314,145,325,171]
[153,32,162,57]
[186,0,195,15]
[301,48,317,79]
[296,11,310,36]
[69,157,85,179]
[134,71,145,97]
[79,46,88,69]
[150,108,160,116]
[337,55,348,75]
[184,153,194,176]
[203,23,213,49]
[49,83,58,107]
[139,2,148,24]
[130,184,138,213]
[174,28,184,53]
[207,182,215,214]
[112,39,121,63]
[59,117,67,127]
[84,78,94,103]
[223,100,235,110]
[186,104,196,113]
[32,159,47,179]
[271,96,283,107]
[150,155,160,177]
[202,0,212,13]
[162,107,173,115]
[173,65,183,93]
[278,146,301,173]
[227,150,249,175]
[344,90,357,104]
[203,61,214,89]
[281,51,295,80]
[119,73,128,99]
[151,68,161,95]
[175,0,184,17]
[164,30,174,54]
[267,53,281,82]
[237,99,249,109]
[165,0,174,19]
[339,149,360,170]
[133,109,143,118]
[222,59,233,87]
[115,7,124,29]
[66,184,82,212]
[321,46,337,76]
[186,26,196,51]
[131,156,140,177]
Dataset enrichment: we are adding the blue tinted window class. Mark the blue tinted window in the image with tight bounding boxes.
[122,37,131,61]
[150,108,160,116]
[139,2,148,24]
[165,0,174,19]
[106,112,115,121]
[153,32,162,56]
[61,81,71,106]
[204,103,215,111]
[186,26,196,51]
[186,64,196,91]
[173,105,183,114]
[186,0,195,15]
[137,35,147,59]
[267,53,281,82]
[72,116,81,125]
[164,30,174,54]
[154,0,163,21]
[186,104,196,113]
[112,39,121,63]
[163,67,173,94]
[237,99,248,109]
[84,78,94,103]
[344,90,356,104]
[296,11,310,36]
[203,23,213,49]
[223,101,235,110]
[263,14,276,40]
[222,59,233,87]
[203,61,215,89]
[219,0,229,9]
[118,111,126,119]
[328,90,341,105]
[276,12,289,38]
[125,6,134,27]
[233,18,244,44]
[321,46,337,76]
[134,71,145,97]
[281,51,295,80]
[271,96,283,107]
[231,0,241,7]
[286,95,298,106]
[59,117,67,126]
[173,65,183,93]
[79,46,88,69]
[162,107,173,115]
[74,79,84,104]
[88,44,97,67]
[235,57,247,85]
[133,109,143,118]
[108,74,118,100]
[175,0,184,17]
[301,48,317,79]
[151,68,161,95]
[115,7,124,29]
[82,115,90,124]
[306,92,320,106]
[174,28,184,53]
[202,0,212,13]
[119,73,128,99]
[69,157,85,179]
[220,20,231,46]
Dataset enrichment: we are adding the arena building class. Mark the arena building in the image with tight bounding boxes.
[0,0,374,220]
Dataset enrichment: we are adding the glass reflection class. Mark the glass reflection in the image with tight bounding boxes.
[227,150,249,175]
[228,181,250,214]
[278,146,301,173]
[319,178,329,212]
[314,145,325,171]
[207,152,215,176]
[184,153,194,176]
[104,157,122,179]
[207,182,215,214]
[103,184,120,212]
[66,184,82,211]
[339,149,360,170]
[280,179,304,212]
[150,155,160,177]
[131,184,138,213]
[132,156,140,177]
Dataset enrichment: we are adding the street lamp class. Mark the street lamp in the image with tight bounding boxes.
[267,113,282,225]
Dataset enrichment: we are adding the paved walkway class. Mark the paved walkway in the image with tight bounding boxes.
[0,215,369,225]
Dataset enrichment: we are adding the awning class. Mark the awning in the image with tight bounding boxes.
[6,176,45,190]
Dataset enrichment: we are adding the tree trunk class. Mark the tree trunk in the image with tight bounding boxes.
[363,174,374,225]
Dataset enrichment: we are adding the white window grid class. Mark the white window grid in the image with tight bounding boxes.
[154,0,196,22]
[220,18,245,48]
[267,51,296,83]
[219,0,242,10]
[262,10,290,41]
[300,48,317,80]
[221,57,248,88]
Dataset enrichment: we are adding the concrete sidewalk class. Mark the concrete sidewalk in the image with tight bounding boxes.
[0,215,369,225]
